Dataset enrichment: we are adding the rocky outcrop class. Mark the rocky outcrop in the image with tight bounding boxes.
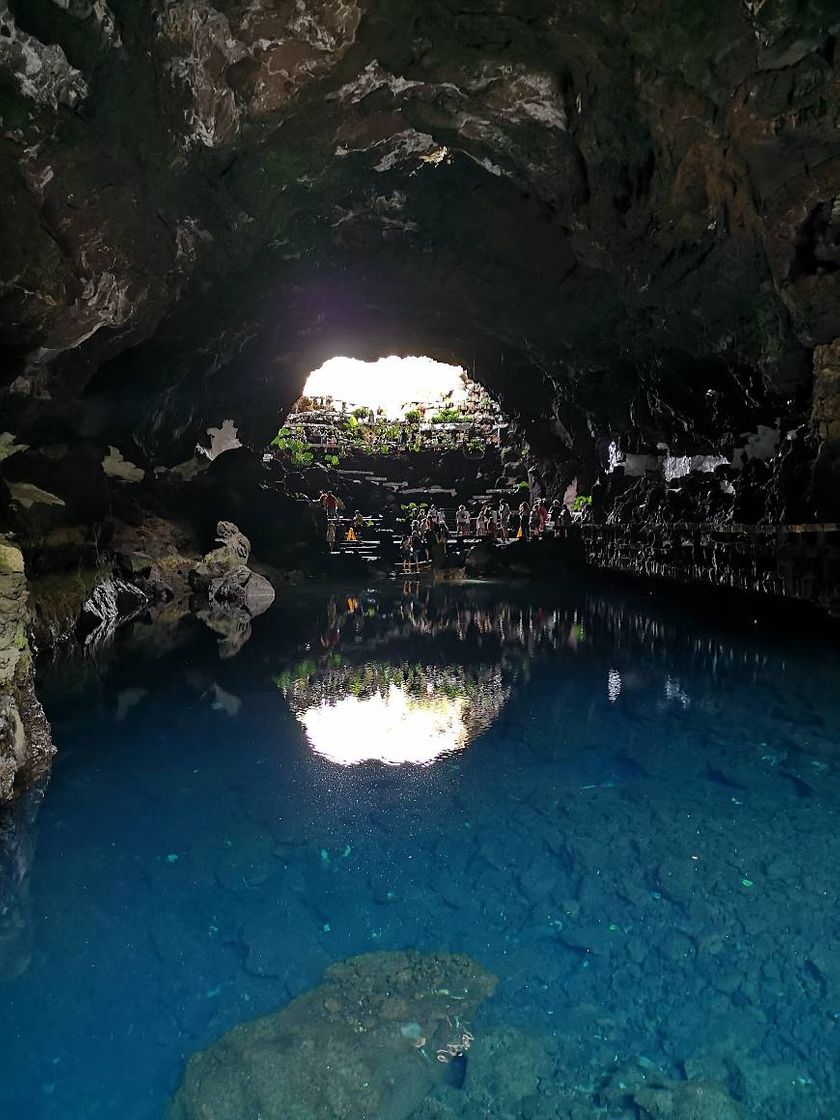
[169,949,497,1120]
[811,340,840,521]
[0,1,837,521]
[0,537,54,804]
[190,520,275,655]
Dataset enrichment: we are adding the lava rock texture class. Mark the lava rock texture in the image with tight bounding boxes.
[0,0,837,506]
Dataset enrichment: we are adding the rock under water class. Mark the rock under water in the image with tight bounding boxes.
[169,950,497,1120]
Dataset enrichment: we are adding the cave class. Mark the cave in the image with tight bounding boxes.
[1,2,840,1118]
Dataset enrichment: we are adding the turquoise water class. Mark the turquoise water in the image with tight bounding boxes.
[2,581,840,1118]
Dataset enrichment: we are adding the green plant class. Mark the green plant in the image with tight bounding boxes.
[573,495,592,511]
[351,406,370,420]
[516,480,530,491]
[271,427,314,466]
[324,453,340,468]
[404,409,421,425]
[430,406,462,424]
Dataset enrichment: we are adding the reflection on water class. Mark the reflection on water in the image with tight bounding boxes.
[273,585,590,765]
[2,581,840,1120]
[285,664,509,765]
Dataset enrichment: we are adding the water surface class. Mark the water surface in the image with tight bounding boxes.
[2,580,840,1118]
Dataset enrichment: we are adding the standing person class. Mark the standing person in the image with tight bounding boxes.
[456,505,471,537]
[529,504,542,538]
[400,533,412,574]
[476,508,488,537]
[326,520,336,552]
[325,491,338,520]
[561,504,573,537]
[518,501,530,539]
[353,510,367,537]
[538,499,549,534]
[484,505,498,541]
[498,500,510,542]
[549,499,563,536]
[410,524,424,571]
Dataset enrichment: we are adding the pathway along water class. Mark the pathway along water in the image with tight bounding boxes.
[1,580,839,1118]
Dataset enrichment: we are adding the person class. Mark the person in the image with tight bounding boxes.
[410,525,424,571]
[529,505,542,538]
[538,499,549,534]
[456,505,470,537]
[498,500,510,542]
[325,491,338,519]
[561,504,573,537]
[430,523,447,569]
[400,533,413,574]
[549,499,563,536]
[484,504,497,541]
[325,520,336,551]
[353,510,367,536]
[476,509,488,537]
[518,501,530,539]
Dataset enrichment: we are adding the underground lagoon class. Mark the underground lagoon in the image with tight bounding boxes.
[2,1,840,1118]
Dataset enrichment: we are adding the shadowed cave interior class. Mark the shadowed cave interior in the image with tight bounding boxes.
[1,2,840,1118]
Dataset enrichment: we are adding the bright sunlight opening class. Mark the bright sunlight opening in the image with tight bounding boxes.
[302,355,468,418]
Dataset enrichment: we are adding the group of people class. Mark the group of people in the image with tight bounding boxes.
[401,506,450,573]
[319,491,372,551]
[455,498,573,541]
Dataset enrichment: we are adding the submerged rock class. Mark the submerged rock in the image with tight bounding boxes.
[169,950,497,1120]
[634,1079,746,1120]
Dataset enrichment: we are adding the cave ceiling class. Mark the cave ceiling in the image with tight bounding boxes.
[1,0,839,464]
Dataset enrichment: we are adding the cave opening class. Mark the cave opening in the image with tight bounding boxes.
[267,353,523,557]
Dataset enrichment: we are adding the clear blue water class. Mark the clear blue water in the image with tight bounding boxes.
[2,580,840,1118]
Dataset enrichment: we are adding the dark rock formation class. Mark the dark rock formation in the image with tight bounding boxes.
[190,519,275,655]
[0,537,53,803]
[0,0,837,515]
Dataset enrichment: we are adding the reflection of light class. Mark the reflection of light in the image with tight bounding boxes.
[607,668,622,703]
[303,356,467,418]
[299,684,469,765]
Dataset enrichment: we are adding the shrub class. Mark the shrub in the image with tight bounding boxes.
[430,406,462,424]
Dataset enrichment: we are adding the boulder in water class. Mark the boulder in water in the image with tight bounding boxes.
[169,950,497,1120]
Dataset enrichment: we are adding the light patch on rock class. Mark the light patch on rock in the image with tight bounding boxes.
[159,0,362,148]
[0,433,28,463]
[199,419,242,461]
[734,424,781,464]
[168,457,209,482]
[373,130,438,172]
[102,446,145,483]
[330,59,422,105]
[0,7,88,108]
[466,65,567,132]
[8,482,66,509]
